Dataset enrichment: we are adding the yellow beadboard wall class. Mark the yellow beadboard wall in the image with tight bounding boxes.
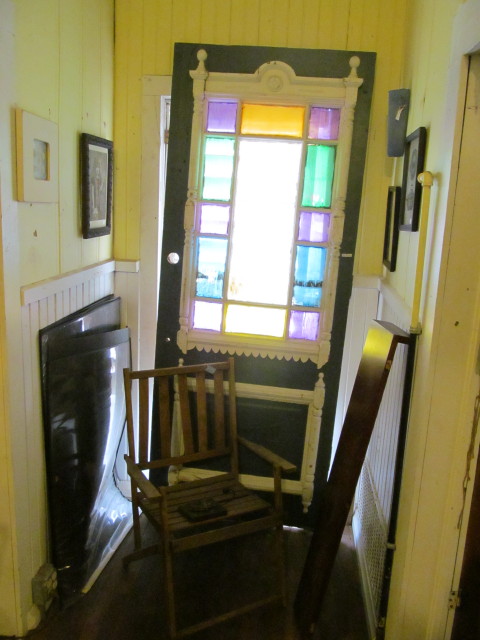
[385,0,461,314]
[114,0,408,277]
[15,0,114,287]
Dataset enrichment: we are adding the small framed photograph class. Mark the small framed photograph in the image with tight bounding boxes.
[81,133,113,238]
[16,109,59,202]
[383,186,401,271]
[399,126,427,231]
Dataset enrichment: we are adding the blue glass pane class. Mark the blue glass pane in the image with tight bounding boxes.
[196,237,228,298]
[292,246,326,307]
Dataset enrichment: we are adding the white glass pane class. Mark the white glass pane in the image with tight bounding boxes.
[193,301,223,331]
[225,305,285,337]
[228,139,302,305]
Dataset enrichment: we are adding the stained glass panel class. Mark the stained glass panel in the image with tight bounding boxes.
[228,138,302,305]
[199,204,230,234]
[241,104,305,138]
[206,101,237,133]
[202,136,235,201]
[292,245,326,307]
[225,305,285,337]
[196,237,228,298]
[193,301,223,331]
[288,311,320,340]
[308,107,341,140]
[302,144,335,208]
[298,211,329,242]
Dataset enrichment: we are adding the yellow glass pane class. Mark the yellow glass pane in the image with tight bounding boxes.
[241,104,305,138]
[225,305,285,337]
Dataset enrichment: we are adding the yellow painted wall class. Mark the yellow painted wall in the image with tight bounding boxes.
[114,0,408,279]
[0,1,114,634]
[15,0,114,287]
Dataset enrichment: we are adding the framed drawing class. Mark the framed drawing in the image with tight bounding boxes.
[383,186,401,271]
[81,133,113,238]
[399,126,426,231]
[16,109,59,202]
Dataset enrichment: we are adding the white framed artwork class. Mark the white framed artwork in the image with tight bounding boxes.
[16,109,58,202]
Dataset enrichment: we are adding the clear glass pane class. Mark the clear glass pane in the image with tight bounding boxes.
[206,101,238,133]
[202,136,235,201]
[298,211,330,242]
[301,144,335,208]
[199,204,230,234]
[228,139,302,305]
[241,104,305,138]
[308,107,341,140]
[288,311,320,340]
[193,301,223,331]
[196,237,228,299]
[292,246,326,307]
[225,305,285,337]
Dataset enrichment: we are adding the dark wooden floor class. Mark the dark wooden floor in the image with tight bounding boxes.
[15,521,369,640]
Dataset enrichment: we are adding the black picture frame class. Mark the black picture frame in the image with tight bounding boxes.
[81,133,113,239]
[383,186,401,271]
[399,126,426,231]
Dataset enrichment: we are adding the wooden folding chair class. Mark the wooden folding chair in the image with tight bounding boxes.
[122,357,296,638]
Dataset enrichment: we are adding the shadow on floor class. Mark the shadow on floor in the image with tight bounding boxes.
[16,522,369,640]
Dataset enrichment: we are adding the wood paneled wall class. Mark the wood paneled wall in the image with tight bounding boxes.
[114,0,408,277]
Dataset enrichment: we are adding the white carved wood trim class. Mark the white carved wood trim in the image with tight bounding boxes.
[180,374,324,511]
[177,49,363,366]
[20,259,116,306]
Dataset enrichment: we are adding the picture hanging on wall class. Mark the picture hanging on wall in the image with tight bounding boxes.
[16,109,59,203]
[383,186,401,272]
[81,133,113,238]
[399,126,427,231]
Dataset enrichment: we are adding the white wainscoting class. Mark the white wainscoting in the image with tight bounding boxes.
[19,260,140,602]
[351,280,411,636]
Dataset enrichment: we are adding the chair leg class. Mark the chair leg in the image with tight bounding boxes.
[131,482,142,550]
[161,539,177,639]
[276,524,288,607]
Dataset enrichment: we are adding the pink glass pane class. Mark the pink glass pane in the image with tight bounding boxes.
[298,211,329,242]
[308,107,341,140]
[193,301,223,331]
[199,204,230,234]
[288,311,320,341]
[206,101,238,133]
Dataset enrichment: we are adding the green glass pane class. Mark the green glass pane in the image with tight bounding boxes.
[202,136,235,201]
[301,145,335,208]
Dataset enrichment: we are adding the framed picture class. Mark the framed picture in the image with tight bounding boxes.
[81,133,113,238]
[399,126,427,231]
[383,186,401,271]
[16,109,59,202]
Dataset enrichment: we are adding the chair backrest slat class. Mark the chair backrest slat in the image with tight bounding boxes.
[177,373,194,454]
[195,372,208,452]
[123,359,238,478]
[213,368,225,449]
[158,376,171,458]
[138,378,150,463]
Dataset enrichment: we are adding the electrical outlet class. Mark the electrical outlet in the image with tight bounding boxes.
[32,563,57,611]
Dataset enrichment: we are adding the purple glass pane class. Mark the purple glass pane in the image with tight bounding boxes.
[206,101,238,133]
[308,107,341,140]
[288,311,320,341]
[298,211,329,242]
[199,204,230,234]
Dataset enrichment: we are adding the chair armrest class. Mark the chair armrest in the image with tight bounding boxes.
[125,454,162,500]
[237,436,297,474]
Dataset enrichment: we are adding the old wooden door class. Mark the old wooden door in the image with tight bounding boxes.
[154,43,375,526]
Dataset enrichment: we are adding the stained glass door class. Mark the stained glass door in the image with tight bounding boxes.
[155,44,375,527]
